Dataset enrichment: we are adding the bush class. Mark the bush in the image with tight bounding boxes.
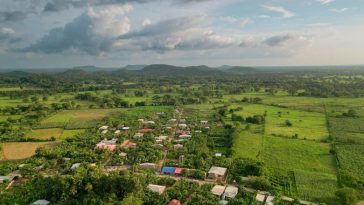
[335,188,357,205]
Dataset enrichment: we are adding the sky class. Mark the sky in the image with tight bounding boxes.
[0,0,363,68]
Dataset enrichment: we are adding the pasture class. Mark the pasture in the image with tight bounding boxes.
[0,142,55,160]
[232,125,263,160]
[27,128,63,140]
[60,129,85,139]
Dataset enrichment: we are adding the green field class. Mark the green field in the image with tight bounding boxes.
[27,128,63,140]
[336,144,364,181]
[261,136,336,174]
[60,129,85,139]
[232,125,263,160]
[0,142,56,160]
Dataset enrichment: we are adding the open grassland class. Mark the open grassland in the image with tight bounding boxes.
[0,142,55,160]
[261,136,336,175]
[60,129,85,139]
[294,170,337,203]
[27,128,63,140]
[265,106,329,140]
[232,125,263,160]
[0,97,28,107]
[336,144,364,181]
[328,117,364,144]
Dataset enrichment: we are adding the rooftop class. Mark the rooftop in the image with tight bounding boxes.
[208,166,227,176]
[147,184,166,195]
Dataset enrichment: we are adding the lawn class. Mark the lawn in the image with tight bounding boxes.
[261,136,336,175]
[0,142,55,160]
[26,128,63,140]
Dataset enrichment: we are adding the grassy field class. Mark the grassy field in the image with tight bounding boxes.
[27,128,63,140]
[0,115,22,122]
[261,136,336,174]
[60,129,85,139]
[232,125,263,160]
[265,106,329,140]
[0,97,28,107]
[328,117,364,143]
[0,142,55,160]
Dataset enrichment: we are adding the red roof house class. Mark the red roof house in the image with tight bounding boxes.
[138,128,154,133]
[174,168,183,175]
[168,199,181,205]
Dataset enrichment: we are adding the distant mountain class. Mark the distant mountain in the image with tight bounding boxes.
[217,65,234,70]
[2,71,32,77]
[122,65,146,71]
[136,64,227,77]
[224,66,256,74]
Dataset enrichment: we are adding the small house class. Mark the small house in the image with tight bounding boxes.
[201,120,209,125]
[138,119,144,122]
[140,163,157,170]
[32,199,50,205]
[0,176,15,183]
[256,193,274,205]
[208,166,227,181]
[71,163,81,170]
[144,120,155,125]
[99,125,109,130]
[178,123,187,128]
[211,185,226,197]
[134,132,144,138]
[161,167,176,175]
[178,134,192,139]
[96,138,117,151]
[114,130,121,135]
[168,199,181,205]
[138,128,154,133]
[147,184,166,195]
[174,167,183,175]
[119,152,128,157]
[122,127,130,131]
[156,135,168,141]
[174,144,184,149]
[101,130,108,134]
[215,153,222,157]
[223,186,238,199]
[176,130,190,136]
[121,140,137,149]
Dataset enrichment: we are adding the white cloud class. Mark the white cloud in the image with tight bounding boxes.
[317,0,335,5]
[220,16,251,27]
[142,18,152,26]
[263,5,295,18]
[332,8,349,13]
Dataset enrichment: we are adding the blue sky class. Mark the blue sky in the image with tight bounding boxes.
[0,0,363,68]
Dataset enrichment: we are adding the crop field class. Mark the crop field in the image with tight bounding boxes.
[26,128,63,140]
[328,117,364,143]
[335,144,364,181]
[294,170,337,202]
[0,142,55,160]
[261,136,336,174]
[232,125,263,160]
[60,129,85,139]
[265,106,329,140]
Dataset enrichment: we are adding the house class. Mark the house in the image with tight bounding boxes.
[161,167,176,175]
[168,199,181,205]
[134,132,144,138]
[215,153,222,157]
[0,176,15,183]
[143,120,155,124]
[140,163,157,170]
[223,186,238,199]
[256,193,274,205]
[101,130,108,134]
[96,138,117,151]
[201,120,209,124]
[138,128,154,133]
[178,123,187,128]
[114,130,121,135]
[122,127,130,131]
[169,119,177,122]
[121,140,137,149]
[156,135,168,141]
[211,185,226,197]
[178,134,192,139]
[147,184,166,195]
[99,125,109,130]
[138,119,144,122]
[119,152,128,157]
[155,144,164,148]
[173,144,184,149]
[176,130,190,135]
[207,166,227,181]
[174,167,183,175]
[71,163,81,170]
[195,130,202,133]
[32,199,50,205]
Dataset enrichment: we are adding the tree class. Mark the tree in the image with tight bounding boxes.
[121,193,143,205]
[335,188,357,205]
[285,120,293,127]
[343,109,358,118]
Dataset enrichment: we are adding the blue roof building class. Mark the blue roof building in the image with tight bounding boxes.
[161,167,176,174]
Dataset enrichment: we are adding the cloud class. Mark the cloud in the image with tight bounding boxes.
[264,34,308,47]
[0,11,27,22]
[263,5,295,18]
[142,18,152,26]
[317,0,335,5]
[332,8,349,13]
[0,27,22,43]
[19,5,131,55]
[119,15,205,39]
[220,17,251,27]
